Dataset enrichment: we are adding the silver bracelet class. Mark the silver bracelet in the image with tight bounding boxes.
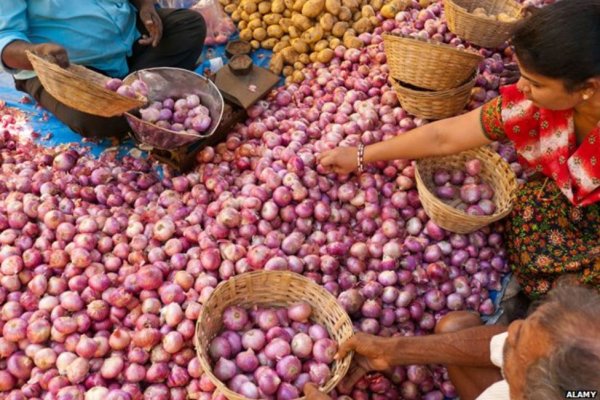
[357,143,365,173]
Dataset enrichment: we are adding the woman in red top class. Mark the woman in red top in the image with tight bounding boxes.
[319,0,600,303]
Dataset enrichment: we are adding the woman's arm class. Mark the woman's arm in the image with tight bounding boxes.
[318,106,493,174]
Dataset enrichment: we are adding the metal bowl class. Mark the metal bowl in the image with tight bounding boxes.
[123,67,224,150]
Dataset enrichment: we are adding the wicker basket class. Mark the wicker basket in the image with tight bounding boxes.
[26,51,145,117]
[415,146,518,234]
[383,34,483,91]
[195,271,354,400]
[391,74,476,120]
[444,0,524,48]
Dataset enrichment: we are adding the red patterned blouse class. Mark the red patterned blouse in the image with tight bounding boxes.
[481,84,600,206]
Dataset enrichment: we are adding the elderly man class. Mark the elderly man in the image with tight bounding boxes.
[305,284,600,400]
[0,0,206,139]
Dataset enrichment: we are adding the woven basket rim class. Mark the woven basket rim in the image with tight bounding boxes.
[195,270,354,400]
[382,33,484,61]
[391,73,476,96]
[448,0,524,19]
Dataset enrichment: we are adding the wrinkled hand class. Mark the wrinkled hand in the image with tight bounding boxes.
[303,383,332,400]
[32,43,69,68]
[334,333,394,393]
[138,4,163,47]
[317,147,358,175]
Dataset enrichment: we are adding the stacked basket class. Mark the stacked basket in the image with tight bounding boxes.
[384,34,483,120]
[444,0,524,48]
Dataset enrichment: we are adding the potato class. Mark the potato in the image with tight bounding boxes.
[265,25,282,38]
[292,39,310,53]
[302,25,324,43]
[279,18,293,31]
[283,9,292,17]
[242,1,258,14]
[252,27,267,41]
[250,39,261,49]
[325,0,341,15]
[371,0,383,11]
[331,21,349,37]
[316,48,334,63]
[369,16,380,27]
[270,53,285,74]
[293,61,305,70]
[283,65,294,76]
[291,14,312,30]
[261,38,278,49]
[342,0,358,9]
[273,41,290,53]
[247,18,262,30]
[291,70,305,83]
[314,39,329,51]
[353,17,372,33]
[301,0,325,18]
[292,0,306,11]
[271,0,285,12]
[262,13,280,24]
[343,34,363,49]
[281,47,300,64]
[219,0,230,6]
[226,4,239,14]
[361,5,375,17]
[380,3,397,19]
[258,1,272,13]
[240,10,250,20]
[298,53,311,64]
[337,6,352,21]
[249,12,263,21]
[497,12,517,22]
[329,37,341,48]
[288,26,301,38]
[238,20,248,29]
[284,0,295,10]
[309,52,319,63]
[239,28,253,41]
[319,13,336,31]
[353,11,362,22]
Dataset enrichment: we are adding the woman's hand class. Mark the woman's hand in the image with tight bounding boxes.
[317,147,358,175]
[138,3,163,47]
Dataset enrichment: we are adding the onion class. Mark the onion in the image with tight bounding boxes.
[287,302,312,323]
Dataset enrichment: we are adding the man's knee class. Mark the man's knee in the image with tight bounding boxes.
[434,311,482,334]
[68,114,129,139]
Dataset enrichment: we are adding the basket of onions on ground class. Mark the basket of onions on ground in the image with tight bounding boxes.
[105,67,224,150]
[195,271,354,400]
[415,146,518,234]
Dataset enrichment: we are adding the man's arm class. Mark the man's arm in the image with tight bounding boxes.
[128,0,163,47]
[338,326,507,369]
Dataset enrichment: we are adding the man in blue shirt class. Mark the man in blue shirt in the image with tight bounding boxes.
[0,0,206,139]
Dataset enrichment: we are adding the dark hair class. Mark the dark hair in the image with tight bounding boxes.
[524,284,600,399]
[512,0,600,91]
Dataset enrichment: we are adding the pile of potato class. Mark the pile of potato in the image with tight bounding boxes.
[472,7,518,22]
[219,0,410,81]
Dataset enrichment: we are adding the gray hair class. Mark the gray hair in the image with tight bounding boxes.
[524,284,600,399]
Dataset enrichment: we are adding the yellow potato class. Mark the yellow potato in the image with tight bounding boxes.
[291,14,312,30]
[239,28,253,41]
[361,5,375,17]
[292,39,310,53]
[325,0,341,15]
[270,53,285,74]
[227,4,239,14]
[247,18,263,30]
[284,0,295,10]
[250,39,261,49]
[314,39,329,51]
[258,1,272,13]
[281,46,300,64]
[331,21,349,37]
[302,25,324,43]
[353,17,372,33]
[380,3,397,19]
[299,53,311,64]
[371,0,383,11]
[267,25,284,38]
[283,9,292,17]
[497,12,517,22]
[329,37,341,49]
[342,0,358,9]
[319,13,336,31]
[292,0,306,11]
[337,6,352,21]
[253,27,268,41]
[309,51,319,63]
[283,65,295,77]
[240,10,250,20]
[293,61,305,70]
[369,15,380,27]
[263,13,282,24]
[301,0,325,18]
[279,17,293,32]
[288,25,301,38]
[271,0,285,13]
[261,38,278,49]
[242,1,258,14]
[343,34,363,49]
[273,40,291,52]
[292,70,305,83]
[238,20,248,29]
[316,48,334,63]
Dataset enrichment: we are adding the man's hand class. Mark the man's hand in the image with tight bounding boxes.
[317,147,358,175]
[138,4,163,47]
[303,383,332,400]
[32,43,69,68]
[335,333,394,393]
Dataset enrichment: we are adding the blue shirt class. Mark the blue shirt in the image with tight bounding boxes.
[0,0,140,80]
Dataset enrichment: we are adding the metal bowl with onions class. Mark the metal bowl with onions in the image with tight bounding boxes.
[123,67,224,150]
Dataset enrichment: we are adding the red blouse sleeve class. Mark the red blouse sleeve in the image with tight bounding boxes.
[480,96,506,141]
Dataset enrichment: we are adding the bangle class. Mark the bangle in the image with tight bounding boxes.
[357,143,365,174]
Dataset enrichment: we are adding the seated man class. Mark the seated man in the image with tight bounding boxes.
[0,0,206,139]
[305,284,600,400]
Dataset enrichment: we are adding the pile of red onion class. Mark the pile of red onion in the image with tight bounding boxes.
[0,0,552,399]
[208,303,338,399]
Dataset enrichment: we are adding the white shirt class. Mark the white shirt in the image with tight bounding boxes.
[476,332,511,400]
